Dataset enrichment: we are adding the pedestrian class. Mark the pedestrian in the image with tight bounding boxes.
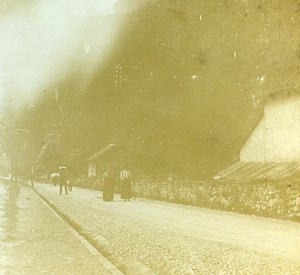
[27,166,35,188]
[59,166,68,195]
[103,165,115,201]
[67,177,73,192]
[68,180,73,192]
[120,168,133,202]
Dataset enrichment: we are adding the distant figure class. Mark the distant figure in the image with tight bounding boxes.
[67,179,73,192]
[103,165,114,202]
[59,166,68,195]
[120,169,133,202]
[27,166,35,188]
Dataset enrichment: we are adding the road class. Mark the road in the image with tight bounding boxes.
[34,183,300,274]
[0,180,122,274]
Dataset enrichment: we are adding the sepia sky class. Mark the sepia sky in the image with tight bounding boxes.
[0,0,120,110]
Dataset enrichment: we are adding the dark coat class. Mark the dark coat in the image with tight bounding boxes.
[103,171,115,201]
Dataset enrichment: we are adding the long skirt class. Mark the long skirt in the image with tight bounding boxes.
[103,183,114,201]
[103,183,109,201]
[121,180,132,200]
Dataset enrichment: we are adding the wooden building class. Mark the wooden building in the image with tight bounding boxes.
[86,143,151,178]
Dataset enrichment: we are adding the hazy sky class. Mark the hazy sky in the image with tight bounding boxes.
[0,0,120,110]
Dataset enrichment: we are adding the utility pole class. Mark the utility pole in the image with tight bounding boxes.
[115,64,122,183]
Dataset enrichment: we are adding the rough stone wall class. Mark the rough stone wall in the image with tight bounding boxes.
[133,180,300,221]
[74,177,300,221]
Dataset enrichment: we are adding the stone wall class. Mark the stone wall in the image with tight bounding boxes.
[74,177,300,221]
[74,177,102,190]
[133,179,300,221]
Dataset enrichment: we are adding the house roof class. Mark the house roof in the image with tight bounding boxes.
[213,162,300,183]
[86,144,118,162]
[86,143,151,162]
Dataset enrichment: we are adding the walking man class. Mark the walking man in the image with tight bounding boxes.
[59,166,68,195]
[27,166,35,188]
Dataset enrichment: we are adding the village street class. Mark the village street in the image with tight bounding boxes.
[32,183,300,274]
[1,1,300,274]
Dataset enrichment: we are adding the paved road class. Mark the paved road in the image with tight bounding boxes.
[35,183,300,274]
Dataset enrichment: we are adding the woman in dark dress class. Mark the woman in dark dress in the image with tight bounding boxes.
[120,169,133,202]
[103,166,115,202]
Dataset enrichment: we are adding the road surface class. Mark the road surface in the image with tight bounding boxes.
[0,180,122,274]
[34,183,300,274]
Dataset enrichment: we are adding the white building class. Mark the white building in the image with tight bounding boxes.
[214,95,300,182]
[241,96,300,162]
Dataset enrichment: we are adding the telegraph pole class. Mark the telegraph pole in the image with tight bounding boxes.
[115,64,122,180]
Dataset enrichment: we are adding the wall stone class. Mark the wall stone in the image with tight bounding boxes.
[75,177,300,221]
[133,179,300,221]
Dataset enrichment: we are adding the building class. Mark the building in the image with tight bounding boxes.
[241,96,300,162]
[86,143,151,178]
[214,95,300,182]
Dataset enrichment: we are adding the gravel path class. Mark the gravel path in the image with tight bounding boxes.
[35,184,300,275]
